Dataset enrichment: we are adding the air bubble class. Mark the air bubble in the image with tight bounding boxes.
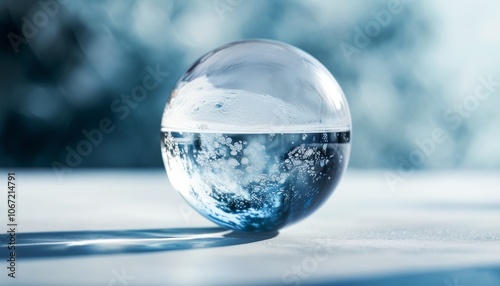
[161,40,351,232]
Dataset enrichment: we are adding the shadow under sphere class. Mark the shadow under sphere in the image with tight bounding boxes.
[1,227,278,259]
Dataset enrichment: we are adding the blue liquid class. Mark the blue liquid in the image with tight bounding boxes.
[161,131,350,232]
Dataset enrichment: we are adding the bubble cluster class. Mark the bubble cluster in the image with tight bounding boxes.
[162,131,350,231]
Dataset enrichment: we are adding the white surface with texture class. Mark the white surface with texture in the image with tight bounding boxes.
[1,170,499,285]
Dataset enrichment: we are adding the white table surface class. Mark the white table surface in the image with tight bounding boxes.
[1,169,499,285]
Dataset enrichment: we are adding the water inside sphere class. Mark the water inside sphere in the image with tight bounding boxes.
[161,39,351,232]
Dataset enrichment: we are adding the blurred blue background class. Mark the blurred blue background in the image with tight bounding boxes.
[1,0,499,170]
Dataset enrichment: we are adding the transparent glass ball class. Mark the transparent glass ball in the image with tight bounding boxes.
[161,39,351,232]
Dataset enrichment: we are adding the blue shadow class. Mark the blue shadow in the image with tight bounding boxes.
[0,227,278,259]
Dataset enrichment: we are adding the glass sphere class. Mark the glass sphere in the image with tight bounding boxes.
[161,39,351,232]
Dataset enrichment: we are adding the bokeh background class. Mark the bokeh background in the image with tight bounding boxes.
[1,0,500,170]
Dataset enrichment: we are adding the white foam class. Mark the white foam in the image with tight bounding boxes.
[162,76,350,133]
